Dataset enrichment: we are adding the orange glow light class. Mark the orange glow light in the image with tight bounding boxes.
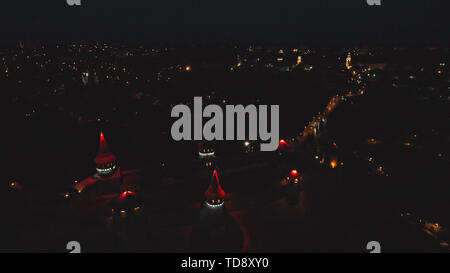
[330,160,337,168]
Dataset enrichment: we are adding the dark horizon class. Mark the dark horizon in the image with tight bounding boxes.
[1,0,449,45]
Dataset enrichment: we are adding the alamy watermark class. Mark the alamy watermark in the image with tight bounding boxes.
[366,241,381,253]
[66,241,81,253]
[170,97,279,151]
[366,0,381,6]
[66,0,81,6]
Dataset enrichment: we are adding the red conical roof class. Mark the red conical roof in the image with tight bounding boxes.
[111,191,141,211]
[94,132,116,165]
[205,170,226,200]
[289,169,299,179]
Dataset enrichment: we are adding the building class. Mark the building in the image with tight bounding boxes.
[110,190,142,219]
[73,132,143,196]
[346,52,352,70]
[95,132,119,177]
[198,141,215,158]
[284,169,306,206]
[191,169,243,251]
[198,141,216,169]
[204,170,226,209]
[287,169,302,184]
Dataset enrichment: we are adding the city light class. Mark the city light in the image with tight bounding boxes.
[1,12,448,254]
[330,160,337,168]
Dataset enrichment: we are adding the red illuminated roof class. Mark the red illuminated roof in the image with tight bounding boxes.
[290,170,299,177]
[94,132,117,165]
[111,190,140,210]
[120,190,135,198]
[204,170,226,200]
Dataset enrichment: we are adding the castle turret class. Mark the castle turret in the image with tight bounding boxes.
[287,169,301,184]
[94,132,118,177]
[204,170,226,208]
[198,141,215,158]
[110,190,142,218]
[198,141,215,169]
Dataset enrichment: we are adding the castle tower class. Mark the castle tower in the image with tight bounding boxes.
[204,170,226,208]
[287,169,301,184]
[198,141,215,158]
[110,190,142,218]
[285,169,306,206]
[198,141,215,169]
[94,132,118,177]
[191,170,243,251]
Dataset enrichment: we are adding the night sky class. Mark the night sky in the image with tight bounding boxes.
[0,0,449,44]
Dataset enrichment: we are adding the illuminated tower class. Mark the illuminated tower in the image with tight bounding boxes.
[287,169,302,184]
[198,141,215,169]
[191,169,242,251]
[285,169,306,207]
[277,139,294,154]
[346,52,352,70]
[108,190,146,251]
[110,190,142,219]
[204,170,226,209]
[95,132,118,177]
[198,141,215,158]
